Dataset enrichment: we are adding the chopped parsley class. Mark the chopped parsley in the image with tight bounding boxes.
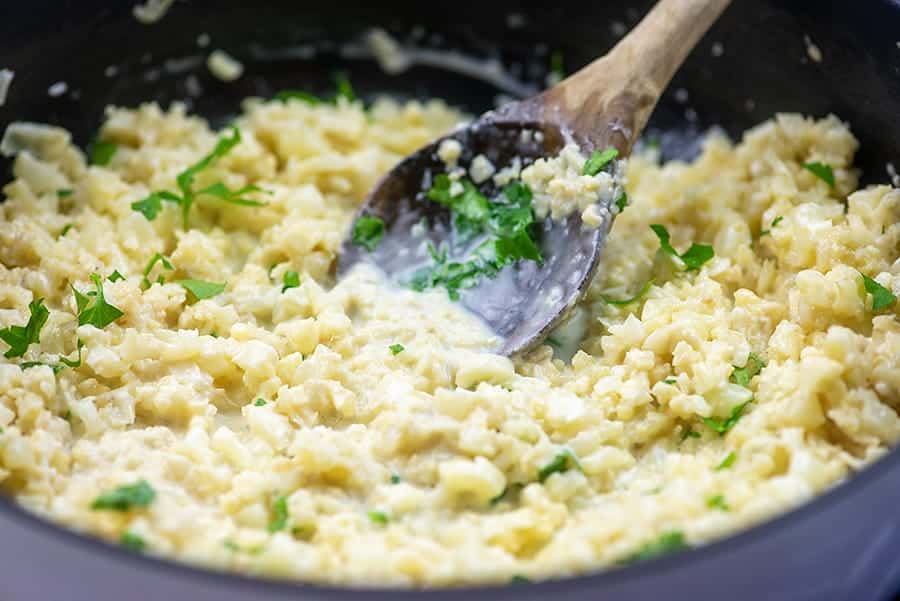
[758,215,783,238]
[73,273,124,329]
[20,361,64,374]
[730,353,765,388]
[352,216,385,252]
[550,50,565,80]
[651,224,714,271]
[58,339,85,369]
[253,398,266,406]
[716,451,737,471]
[601,279,654,306]
[663,378,677,385]
[90,140,118,166]
[617,531,688,565]
[413,180,542,300]
[282,270,300,293]
[107,270,125,283]
[860,272,896,311]
[142,253,174,289]
[390,474,401,484]
[131,127,266,229]
[706,494,730,511]
[120,532,146,552]
[57,189,74,198]
[333,71,356,103]
[274,90,324,104]
[803,161,835,188]
[703,401,751,436]
[538,448,582,483]
[267,495,289,533]
[615,191,629,213]
[511,574,532,585]
[368,510,389,525]
[91,480,156,511]
[59,223,74,237]
[681,428,701,441]
[178,279,225,301]
[0,298,49,358]
[389,343,405,355]
[583,147,618,176]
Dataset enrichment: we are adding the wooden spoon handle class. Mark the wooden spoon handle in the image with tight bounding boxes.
[544,0,731,153]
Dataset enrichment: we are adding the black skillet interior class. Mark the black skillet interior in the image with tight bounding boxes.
[2,1,900,600]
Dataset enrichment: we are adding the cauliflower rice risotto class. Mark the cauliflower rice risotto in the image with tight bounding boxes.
[0,93,899,586]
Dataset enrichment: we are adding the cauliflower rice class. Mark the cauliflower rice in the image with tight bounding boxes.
[0,96,899,587]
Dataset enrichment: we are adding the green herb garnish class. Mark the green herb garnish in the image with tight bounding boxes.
[758,215,783,238]
[60,224,74,237]
[142,253,174,289]
[58,339,85,369]
[664,378,677,385]
[57,189,74,198]
[583,148,618,176]
[131,127,266,229]
[253,398,266,406]
[274,90,324,105]
[803,161,835,188]
[0,298,49,358]
[601,279,654,306]
[91,480,155,511]
[120,532,146,552]
[511,575,532,585]
[707,494,730,511]
[20,361,64,374]
[680,428,701,441]
[615,191,629,213]
[333,71,356,103]
[107,270,125,283]
[72,274,124,329]
[703,401,751,436]
[281,270,300,293]
[716,451,737,471]
[730,353,765,388]
[368,510,389,525]
[650,224,714,271]
[389,343,405,355]
[390,474,401,484]
[617,531,688,565]
[537,448,582,483]
[91,140,118,166]
[351,216,385,252]
[860,272,896,311]
[178,279,226,301]
[550,50,565,79]
[268,495,289,533]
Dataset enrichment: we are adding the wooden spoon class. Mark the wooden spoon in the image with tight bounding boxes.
[338,0,731,356]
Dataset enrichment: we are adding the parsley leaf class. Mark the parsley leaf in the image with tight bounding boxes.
[664,378,677,385]
[730,353,765,388]
[703,401,751,436]
[352,216,385,252]
[0,298,49,358]
[511,574,532,585]
[707,494,730,511]
[57,189,74,198]
[281,270,300,293]
[333,71,356,103]
[20,361,64,374]
[583,148,619,176]
[142,253,174,289]
[601,279,654,306]
[58,339,85,369]
[368,510,389,525]
[860,272,896,311]
[268,495,289,533]
[550,50,565,79]
[107,270,125,283]
[615,191,629,213]
[716,451,737,471]
[390,474,401,484]
[274,90,324,104]
[60,223,74,237]
[132,127,265,229]
[426,175,490,223]
[389,343,405,355]
[73,274,123,329]
[120,532,146,552]
[90,140,118,166]
[178,279,225,301]
[650,224,714,271]
[91,480,156,511]
[803,161,835,188]
[538,448,582,483]
[772,215,784,227]
[681,428,701,441]
[617,531,688,565]
[253,398,266,406]
[757,215,783,238]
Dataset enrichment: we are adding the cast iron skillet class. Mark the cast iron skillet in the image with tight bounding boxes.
[2,1,900,600]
